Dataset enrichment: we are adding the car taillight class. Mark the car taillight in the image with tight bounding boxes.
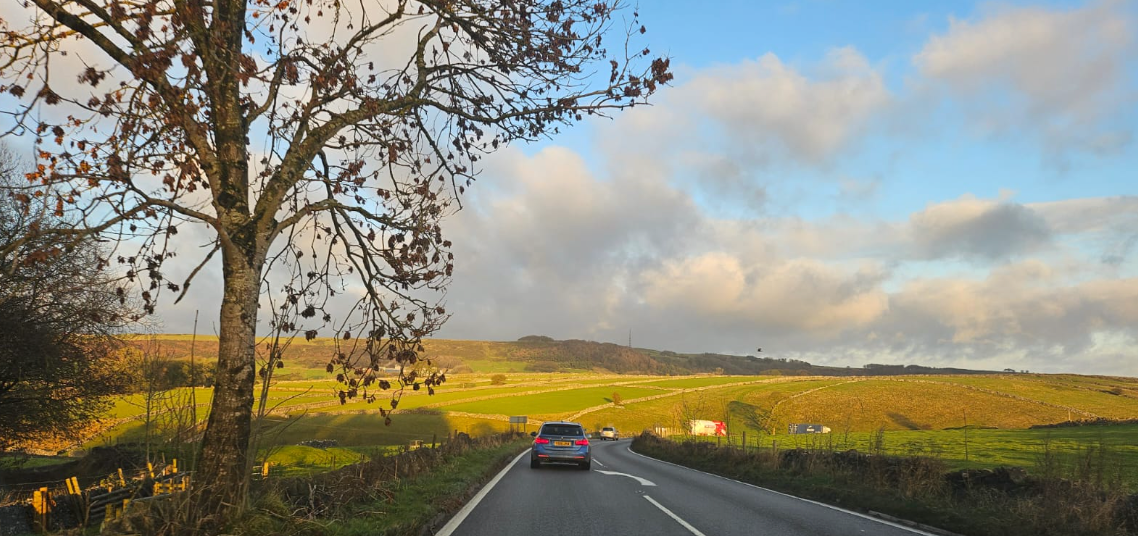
[575,439,589,446]
[533,437,550,444]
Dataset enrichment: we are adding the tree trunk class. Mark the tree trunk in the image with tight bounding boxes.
[196,245,260,521]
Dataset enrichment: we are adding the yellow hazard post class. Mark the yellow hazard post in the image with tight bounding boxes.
[32,487,50,531]
[117,468,126,487]
[171,458,177,474]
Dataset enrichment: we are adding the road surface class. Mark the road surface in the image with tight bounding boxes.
[439,439,936,536]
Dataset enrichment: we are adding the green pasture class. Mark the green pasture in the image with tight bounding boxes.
[637,376,767,389]
[459,359,528,372]
[261,445,364,477]
[771,379,1069,432]
[294,384,551,415]
[271,367,339,381]
[289,375,673,416]
[581,374,1138,438]
[85,409,514,452]
[1046,374,1138,392]
[256,413,513,447]
[105,388,214,419]
[438,385,662,417]
[584,379,842,433]
[82,369,1138,489]
[914,376,1138,419]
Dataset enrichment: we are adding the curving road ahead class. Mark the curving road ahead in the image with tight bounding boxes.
[438,439,938,536]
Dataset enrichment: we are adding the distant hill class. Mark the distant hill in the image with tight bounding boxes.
[132,334,1001,377]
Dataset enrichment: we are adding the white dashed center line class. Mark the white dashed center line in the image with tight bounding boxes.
[644,495,708,536]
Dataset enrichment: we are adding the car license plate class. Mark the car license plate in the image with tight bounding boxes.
[554,440,572,447]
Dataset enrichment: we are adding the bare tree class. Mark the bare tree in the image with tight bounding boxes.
[1,0,671,516]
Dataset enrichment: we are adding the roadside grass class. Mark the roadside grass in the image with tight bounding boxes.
[632,433,1135,536]
[325,438,528,536]
[673,424,1138,488]
[438,385,663,417]
[234,434,530,536]
[844,425,1138,481]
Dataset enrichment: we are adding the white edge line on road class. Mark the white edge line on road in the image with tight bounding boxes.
[644,495,708,536]
[626,445,941,536]
[435,448,530,536]
[593,458,605,467]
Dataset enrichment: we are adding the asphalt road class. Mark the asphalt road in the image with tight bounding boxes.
[439,439,936,536]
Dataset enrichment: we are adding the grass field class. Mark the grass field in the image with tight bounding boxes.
[74,365,1138,487]
[438,385,663,417]
[263,445,365,476]
[637,376,767,389]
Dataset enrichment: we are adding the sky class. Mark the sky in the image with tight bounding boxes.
[429,0,1138,375]
[3,0,1136,375]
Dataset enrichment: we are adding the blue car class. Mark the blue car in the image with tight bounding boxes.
[530,421,591,470]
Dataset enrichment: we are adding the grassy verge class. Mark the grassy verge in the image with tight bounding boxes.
[328,440,525,536]
[632,433,1137,536]
[235,434,529,536]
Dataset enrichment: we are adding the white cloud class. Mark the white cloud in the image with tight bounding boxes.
[914,0,1136,155]
[907,195,1052,261]
[638,254,890,336]
[591,46,890,213]
[682,47,890,164]
[436,143,1138,373]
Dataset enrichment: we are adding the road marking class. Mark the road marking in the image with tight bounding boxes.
[594,469,656,486]
[626,446,940,536]
[435,448,529,536]
[593,458,606,467]
[644,495,708,536]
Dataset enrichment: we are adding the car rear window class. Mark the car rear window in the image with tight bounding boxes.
[541,424,584,436]
[602,427,614,431]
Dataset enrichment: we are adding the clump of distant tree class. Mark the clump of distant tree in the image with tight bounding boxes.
[490,374,508,386]
[510,339,662,374]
